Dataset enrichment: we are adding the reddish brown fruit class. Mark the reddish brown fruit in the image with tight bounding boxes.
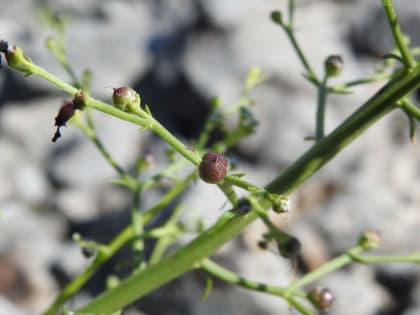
[308,287,335,310]
[198,152,228,184]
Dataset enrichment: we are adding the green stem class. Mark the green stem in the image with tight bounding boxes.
[201,259,312,314]
[201,259,285,296]
[143,170,196,222]
[400,98,420,121]
[285,246,364,295]
[218,182,239,206]
[131,184,146,271]
[75,121,136,189]
[329,72,392,94]
[382,0,416,69]
[288,298,315,315]
[149,204,184,264]
[349,252,420,264]
[315,75,328,141]
[283,25,319,85]
[77,63,420,314]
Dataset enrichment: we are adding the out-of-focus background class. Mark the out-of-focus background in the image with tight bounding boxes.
[1,0,420,314]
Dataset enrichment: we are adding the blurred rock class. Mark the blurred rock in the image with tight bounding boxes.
[0,202,65,313]
[13,163,50,205]
[0,98,64,162]
[348,0,420,57]
[55,187,98,222]
[0,296,25,315]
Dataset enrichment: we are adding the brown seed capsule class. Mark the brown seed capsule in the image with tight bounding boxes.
[52,101,76,142]
[308,287,335,310]
[198,152,228,184]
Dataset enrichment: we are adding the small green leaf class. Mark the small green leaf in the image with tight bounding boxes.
[244,66,269,92]
[201,276,214,302]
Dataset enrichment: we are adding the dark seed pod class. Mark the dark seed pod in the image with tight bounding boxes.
[52,101,76,142]
[308,287,335,310]
[257,240,268,250]
[112,86,140,112]
[198,152,228,184]
[277,236,301,259]
[0,40,8,53]
[81,247,96,258]
[325,55,344,77]
[235,198,252,216]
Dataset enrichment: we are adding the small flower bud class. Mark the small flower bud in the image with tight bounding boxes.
[358,229,381,250]
[73,91,89,110]
[0,43,32,73]
[272,196,291,214]
[198,152,228,184]
[235,198,252,216]
[271,10,283,25]
[308,287,335,310]
[112,86,141,112]
[325,55,344,77]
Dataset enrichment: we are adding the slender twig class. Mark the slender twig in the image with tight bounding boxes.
[315,75,329,141]
[400,98,420,121]
[283,25,319,85]
[285,246,364,295]
[131,184,146,271]
[149,204,184,264]
[382,0,416,69]
[349,252,420,264]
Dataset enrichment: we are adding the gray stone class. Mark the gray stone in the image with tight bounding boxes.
[13,163,50,205]
[0,296,25,315]
[0,98,66,161]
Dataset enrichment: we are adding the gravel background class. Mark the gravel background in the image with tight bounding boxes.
[0,0,420,314]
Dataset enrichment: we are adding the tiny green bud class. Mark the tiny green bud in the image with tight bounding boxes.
[106,275,121,289]
[0,43,32,74]
[308,287,335,310]
[272,196,291,214]
[73,91,89,109]
[112,86,141,112]
[325,55,344,77]
[198,152,228,184]
[271,10,283,25]
[358,229,381,249]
